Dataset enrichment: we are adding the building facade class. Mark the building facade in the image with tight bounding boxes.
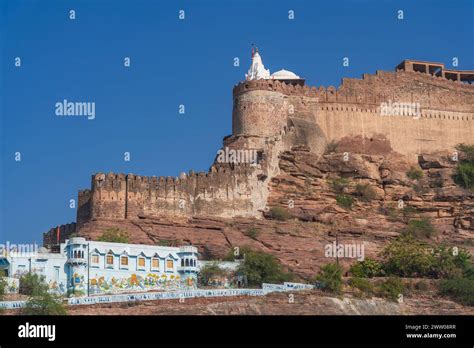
[0,238,199,296]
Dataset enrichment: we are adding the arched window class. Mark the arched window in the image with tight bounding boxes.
[185,259,189,267]
[73,250,77,258]
[181,259,184,267]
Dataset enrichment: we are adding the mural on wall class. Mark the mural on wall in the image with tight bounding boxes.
[48,280,66,294]
[88,273,196,295]
[71,272,86,293]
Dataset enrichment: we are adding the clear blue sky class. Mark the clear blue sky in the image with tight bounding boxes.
[1,0,473,243]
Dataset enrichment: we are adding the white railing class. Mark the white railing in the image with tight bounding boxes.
[0,282,315,309]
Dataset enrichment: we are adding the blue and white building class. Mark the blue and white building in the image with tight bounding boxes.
[0,238,199,296]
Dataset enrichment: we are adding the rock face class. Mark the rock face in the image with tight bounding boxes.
[64,291,473,315]
[75,141,474,279]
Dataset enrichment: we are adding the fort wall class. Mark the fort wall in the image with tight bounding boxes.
[232,69,474,158]
[77,165,268,227]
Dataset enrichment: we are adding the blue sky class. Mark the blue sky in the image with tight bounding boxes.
[1,0,473,243]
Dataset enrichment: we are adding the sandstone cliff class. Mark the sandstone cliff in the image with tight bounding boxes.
[75,137,473,279]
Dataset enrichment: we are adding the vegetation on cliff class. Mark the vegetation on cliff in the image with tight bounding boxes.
[315,263,343,295]
[237,248,294,286]
[97,227,130,243]
[453,144,474,190]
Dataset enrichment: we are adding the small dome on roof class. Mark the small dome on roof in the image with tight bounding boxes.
[271,69,301,80]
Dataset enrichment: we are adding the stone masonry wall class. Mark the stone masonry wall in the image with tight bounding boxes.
[232,69,474,160]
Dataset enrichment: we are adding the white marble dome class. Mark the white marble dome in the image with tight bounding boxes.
[270,69,301,80]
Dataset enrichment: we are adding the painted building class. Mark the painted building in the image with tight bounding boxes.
[0,237,199,296]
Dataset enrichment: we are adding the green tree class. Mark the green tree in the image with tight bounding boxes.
[22,292,68,315]
[198,262,226,286]
[97,227,129,243]
[453,144,474,190]
[20,273,67,315]
[349,259,384,278]
[380,235,434,277]
[19,273,49,296]
[315,263,343,295]
[237,249,293,286]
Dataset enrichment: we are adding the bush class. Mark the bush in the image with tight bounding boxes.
[268,206,291,221]
[19,273,49,296]
[22,292,68,315]
[453,163,474,190]
[378,277,405,301]
[404,218,436,239]
[453,144,474,190]
[330,178,349,193]
[431,246,472,279]
[198,263,226,286]
[349,259,384,278]
[439,277,474,306]
[315,263,343,295]
[97,227,129,243]
[354,184,376,202]
[407,167,424,180]
[20,273,67,315]
[349,277,374,298]
[380,235,434,277]
[237,249,294,286]
[336,194,354,209]
[245,228,260,240]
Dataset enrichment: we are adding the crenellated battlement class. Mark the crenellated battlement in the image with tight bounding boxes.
[233,68,473,112]
[77,162,263,224]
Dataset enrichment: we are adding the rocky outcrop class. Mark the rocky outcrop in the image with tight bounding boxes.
[76,140,473,280]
